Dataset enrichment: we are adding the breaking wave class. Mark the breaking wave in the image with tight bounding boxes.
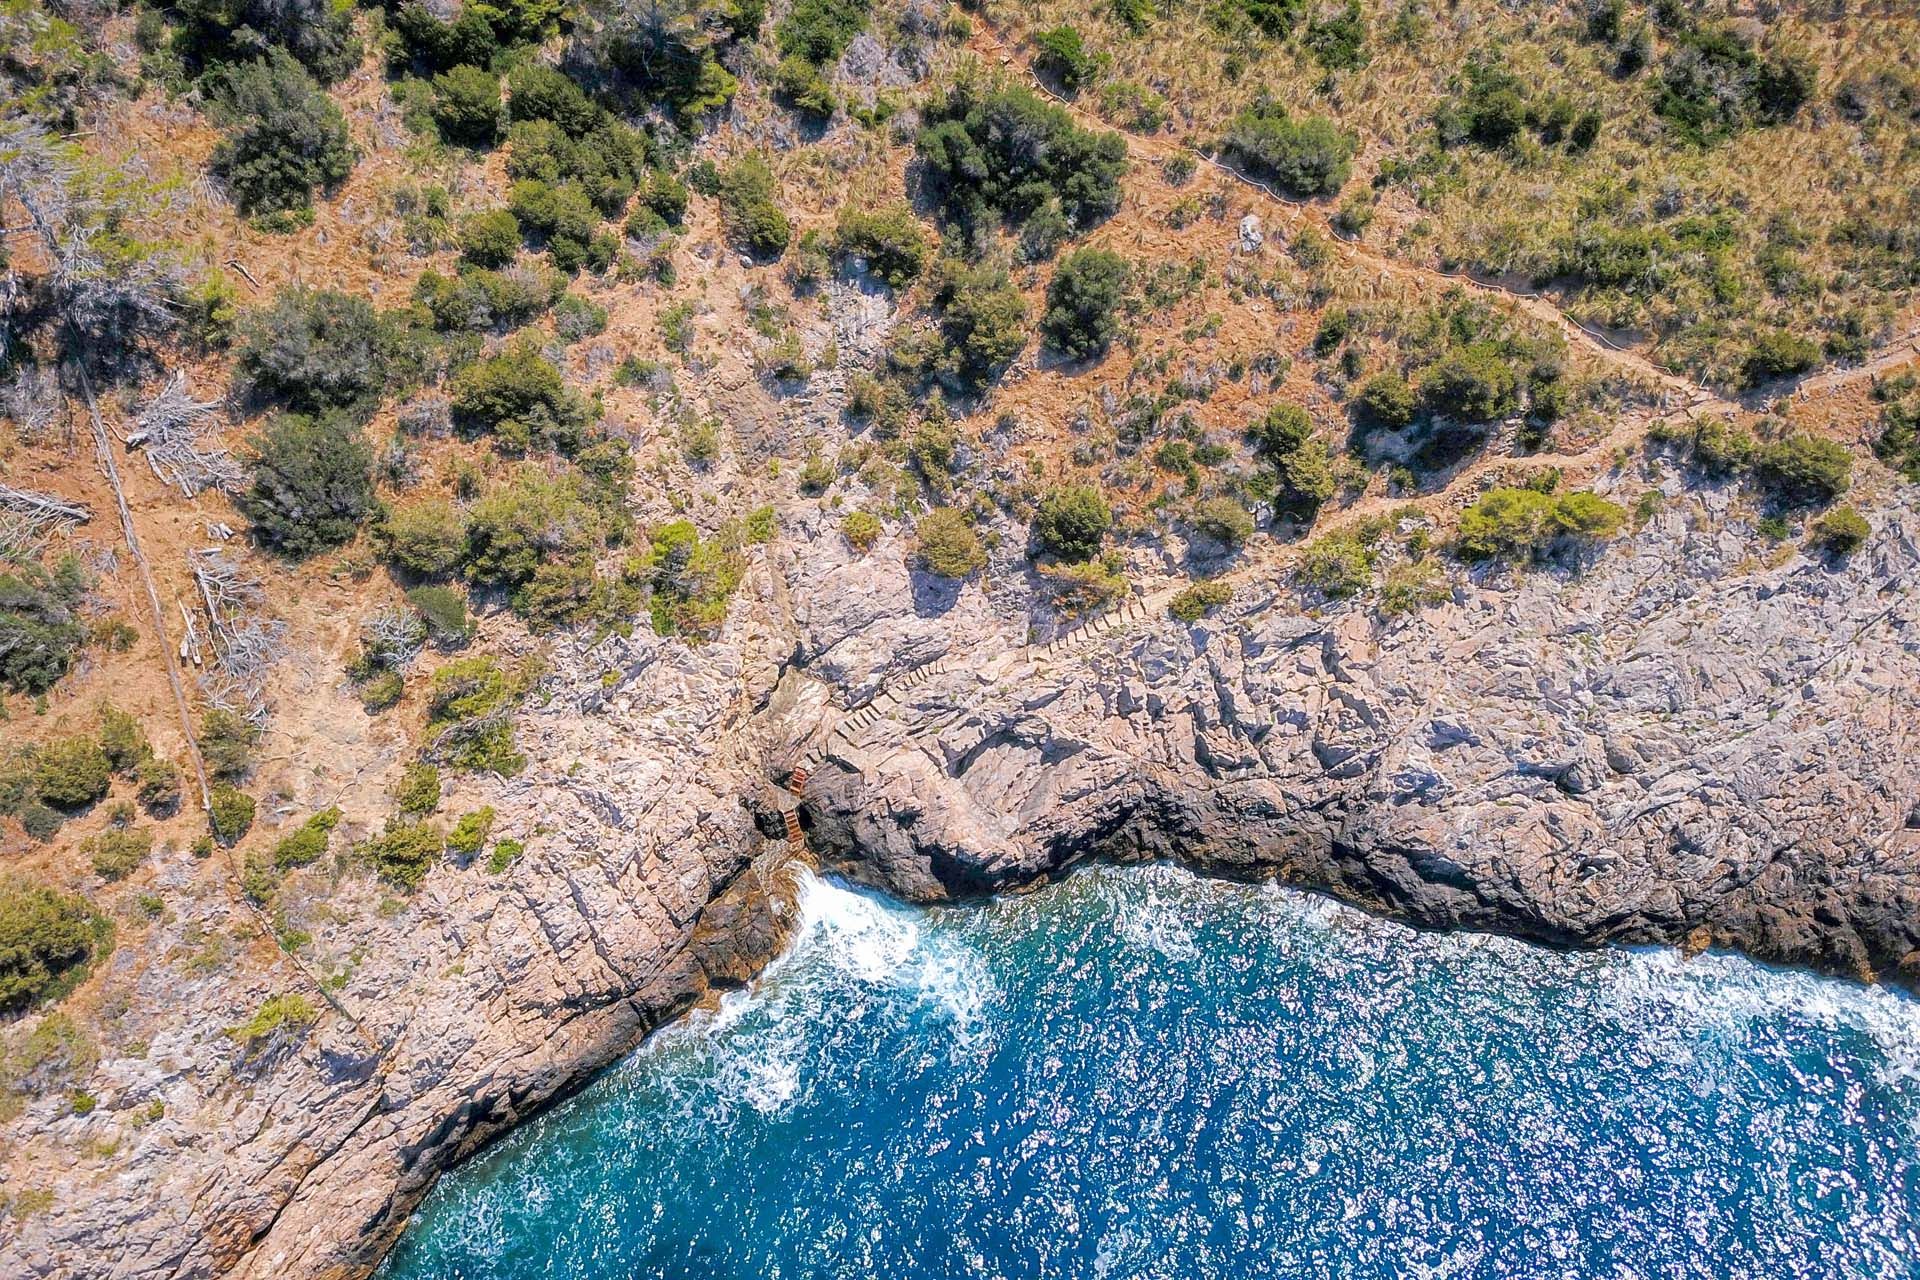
[381,864,1920,1280]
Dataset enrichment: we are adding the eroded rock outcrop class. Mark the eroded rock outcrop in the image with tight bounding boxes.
[805,488,1920,986]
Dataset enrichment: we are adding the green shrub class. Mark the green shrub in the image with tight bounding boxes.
[450,339,591,455]
[238,412,375,557]
[773,54,836,118]
[1033,485,1113,562]
[1223,104,1356,196]
[96,706,148,774]
[643,521,745,639]
[208,784,256,846]
[930,259,1029,389]
[1034,25,1102,93]
[1742,330,1820,388]
[0,556,88,696]
[1419,346,1519,422]
[358,669,406,712]
[200,709,259,782]
[834,205,928,289]
[1753,434,1852,506]
[393,762,441,816]
[0,877,110,1013]
[917,83,1126,237]
[1454,488,1627,561]
[717,154,791,258]
[776,0,869,64]
[1355,371,1416,428]
[1168,579,1232,622]
[359,820,444,889]
[842,510,883,552]
[135,756,181,816]
[229,992,317,1046]
[915,508,986,579]
[237,287,410,416]
[380,498,467,577]
[407,585,476,646]
[486,836,525,874]
[1810,505,1869,554]
[1249,404,1336,518]
[206,52,356,216]
[1043,248,1130,360]
[32,738,111,810]
[1296,535,1376,598]
[636,170,688,227]
[1305,1,1369,71]
[426,656,526,774]
[447,806,496,857]
[1191,496,1255,547]
[507,178,604,272]
[271,807,342,870]
[85,826,153,881]
[464,470,607,623]
[458,208,521,267]
[432,64,503,146]
[1378,561,1451,616]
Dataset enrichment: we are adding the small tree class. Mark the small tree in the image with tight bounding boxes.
[1754,434,1851,506]
[834,204,928,289]
[237,287,405,415]
[932,259,1028,389]
[457,208,521,267]
[1224,105,1357,196]
[1033,484,1113,562]
[0,557,87,696]
[381,498,468,576]
[207,51,357,216]
[448,339,590,454]
[1420,346,1519,422]
[1355,371,1416,428]
[1043,248,1130,360]
[237,412,376,557]
[0,876,108,1013]
[1034,25,1102,93]
[1191,496,1255,547]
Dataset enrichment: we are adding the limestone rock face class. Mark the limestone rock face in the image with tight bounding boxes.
[805,496,1920,987]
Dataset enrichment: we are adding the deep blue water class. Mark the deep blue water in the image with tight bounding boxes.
[380,866,1920,1280]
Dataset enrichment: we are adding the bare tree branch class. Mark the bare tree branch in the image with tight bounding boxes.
[129,370,243,496]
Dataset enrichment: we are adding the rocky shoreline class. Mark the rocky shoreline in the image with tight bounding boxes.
[801,482,1920,989]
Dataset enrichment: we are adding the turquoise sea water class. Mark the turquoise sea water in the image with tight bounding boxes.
[380,866,1920,1280]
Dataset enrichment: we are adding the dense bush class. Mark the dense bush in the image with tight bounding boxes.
[413,263,557,332]
[507,179,608,274]
[773,55,836,118]
[200,708,259,782]
[776,0,869,65]
[447,806,496,858]
[432,64,504,146]
[458,208,521,267]
[0,876,109,1013]
[643,521,744,639]
[1034,26,1102,93]
[394,761,441,816]
[717,155,792,258]
[407,585,476,646]
[272,807,341,869]
[463,470,606,622]
[1043,249,1130,360]
[1296,534,1375,598]
[842,510,883,552]
[381,498,468,577]
[930,260,1028,389]
[1169,579,1233,621]
[1305,1,1368,71]
[1753,434,1852,507]
[136,756,182,816]
[1656,24,1814,144]
[1191,496,1255,547]
[449,340,591,455]
[32,737,111,810]
[0,555,87,695]
[1033,485,1113,562]
[85,826,152,882]
[834,205,928,289]
[1419,345,1519,422]
[359,821,444,890]
[170,0,362,84]
[1248,403,1335,518]
[208,783,256,845]
[1454,488,1626,561]
[425,656,525,774]
[1742,330,1821,387]
[1223,104,1356,197]
[917,82,1126,241]
[1355,371,1416,428]
[206,52,356,216]
[237,288,411,415]
[914,509,986,579]
[237,411,376,557]
[1811,505,1869,555]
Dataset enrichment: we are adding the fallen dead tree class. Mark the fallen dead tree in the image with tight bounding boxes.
[190,547,287,725]
[127,371,242,496]
[0,481,90,556]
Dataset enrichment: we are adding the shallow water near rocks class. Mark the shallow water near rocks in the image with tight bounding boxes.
[379,865,1920,1279]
